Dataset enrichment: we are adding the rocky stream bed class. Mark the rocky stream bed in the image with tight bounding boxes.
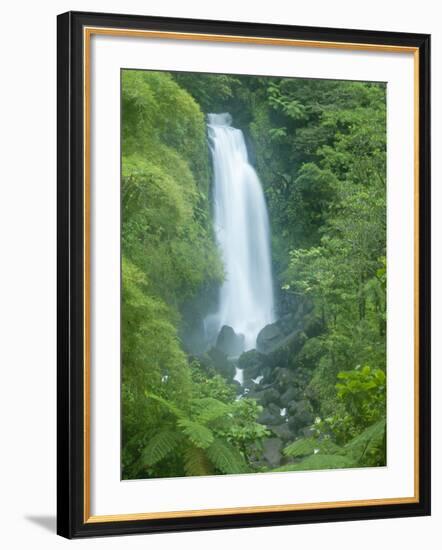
[193,295,322,470]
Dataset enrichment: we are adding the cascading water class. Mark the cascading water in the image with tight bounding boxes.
[205,113,275,382]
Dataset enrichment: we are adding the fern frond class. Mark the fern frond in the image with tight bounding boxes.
[141,430,181,466]
[192,397,230,424]
[184,445,213,476]
[273,453,356,472]
[283,438,317,458]
[146,392,185,419]
[284,436,344,459]
[177,419,214,449]
[316,438,344,455]
[206,439,248,474]
[345,418,386,461]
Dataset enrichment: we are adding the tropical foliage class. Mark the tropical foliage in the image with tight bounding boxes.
[121,69,387,479]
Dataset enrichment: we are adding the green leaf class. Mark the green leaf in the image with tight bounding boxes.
[145,392,186,419]
[345,419,386,460]
[283,438,317,458]
[284,437,343,459]
[183,445,213,476]
[316,439,344,455]
[206,440,248,474]
[374,370,386,383]
[274,454,357,472]
[141,430,181,466]
[177,419,214,449]
[192,397,230,424]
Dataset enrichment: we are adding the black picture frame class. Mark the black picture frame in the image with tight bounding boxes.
[57,10,431,539]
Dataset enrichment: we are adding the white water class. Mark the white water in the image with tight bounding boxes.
[206,113,275,353]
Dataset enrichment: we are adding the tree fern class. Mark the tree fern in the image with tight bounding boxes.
[274,454,356,472]
[316,439,343,455]
[192,397,230,424]
[283,438,317,458]
[284,437,342,458]
[142,430,182,466]
[184,445,213,476]
[345,418,386,463]
[206,440,248,474]
[144,391,261,474]
[145,392,185,419]
[177,419,214,449]
[281,418,386,473]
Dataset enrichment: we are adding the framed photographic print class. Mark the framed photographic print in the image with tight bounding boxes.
[57,11,431,538]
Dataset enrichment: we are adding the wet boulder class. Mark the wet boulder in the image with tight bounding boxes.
[238,349,264,380]
[256,323,282,353]
[287,399,314,433]
[257,323,307,361]
[280,386,298,407]
[262,437,283,467]
[270,423,294,442]
[215,325,245,357]
[257,386,281,407]
[273,367,296,389]
[258,403,284,426]
[207,347,236,380]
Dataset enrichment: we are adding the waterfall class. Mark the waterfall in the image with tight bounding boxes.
[206,113,275,356]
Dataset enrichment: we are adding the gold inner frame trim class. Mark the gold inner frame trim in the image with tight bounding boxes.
[83,26,420,524]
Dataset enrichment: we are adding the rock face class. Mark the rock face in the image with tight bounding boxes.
[215,325,245,357]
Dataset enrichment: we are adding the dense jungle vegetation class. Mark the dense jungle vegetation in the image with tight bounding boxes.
[121,69,387,479]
